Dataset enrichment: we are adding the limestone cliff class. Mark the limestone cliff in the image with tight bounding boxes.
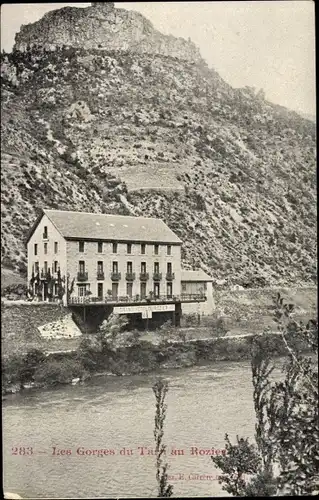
[13,2,202,63]
[2,4,316,288]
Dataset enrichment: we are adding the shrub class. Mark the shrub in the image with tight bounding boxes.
[157,320,174,343]
[183,313,198,327]
[204,315,229,337]
[34,358,84,386]
[1,283,28,298]
[76,336,102,372]
[2,354,25,387]
[19,348,46,383]
[2,348,46,388]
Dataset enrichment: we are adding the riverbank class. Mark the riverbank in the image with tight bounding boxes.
[2,285,317,356]
[2,330,310,396]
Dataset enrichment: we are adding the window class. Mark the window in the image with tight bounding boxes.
[112,282,118,299]
[127,262,133,274]
[54,242,58,254]
[54,283,59,296]
[126,282,133,298]
[141,243,146,255]
[34,262,39,274]
[53,261,58,273]
[154,283,160,297]
[79,261,85,273]
[79,241,84,252]
[98,242,103,253]
[97,283,103,299]
[97,261,103,273]
[154,244,159,255]
[167,245,172,256]
[167,262,172,274]
[182,283,186,292]
[154,262,159,274]
[141,262,146,273]
[167,282,173,298]
[44,261,48,273]
[78,285,87,297]
[43,226,48,239]
[34,244,38,256]
[44,243,48,255]
[140,282,146,298]
[112,242,118,254]
[127,243,132,254]
[112,261,118,273]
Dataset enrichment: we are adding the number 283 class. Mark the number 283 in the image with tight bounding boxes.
[12,447,33,455]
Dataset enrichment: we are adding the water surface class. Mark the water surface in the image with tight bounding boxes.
[3,360,282,498]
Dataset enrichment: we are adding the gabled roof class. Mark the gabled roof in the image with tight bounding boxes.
[27,209,182,244]
[181,269,213,282]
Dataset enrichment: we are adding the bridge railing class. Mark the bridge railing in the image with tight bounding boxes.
[68,293,206,305]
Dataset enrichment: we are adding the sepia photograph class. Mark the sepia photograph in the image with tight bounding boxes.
[1,1,317,498]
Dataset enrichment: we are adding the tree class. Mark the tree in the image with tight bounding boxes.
[97,313,129,351]
[212,293,318,496]
[152,379,173,498]
[56,271,74,302]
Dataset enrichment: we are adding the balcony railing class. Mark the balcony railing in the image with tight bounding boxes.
[166,272,175,281]
[111,271,121,281]
[68,293,206,305]
[77,271,88,282]
[97,271,105,280]
[125,272,136,281]
[153,272,162,281]
[139,272,149,281]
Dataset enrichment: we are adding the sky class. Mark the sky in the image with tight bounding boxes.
[0,1,316,116]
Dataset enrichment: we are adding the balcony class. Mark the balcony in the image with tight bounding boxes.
[166,272,175,281]
[111,271,121,281]
[125,272,136,281]
[77,271,88,282]
[97,271,105,280]
[68,293,206,306]
[153,272,162,281]
[140,272,149,281]
[42,233,48,240]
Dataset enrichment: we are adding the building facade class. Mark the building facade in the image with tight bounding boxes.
[27,209,183,306]
[181,270,215,315]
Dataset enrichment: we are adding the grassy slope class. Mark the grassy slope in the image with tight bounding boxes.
[1,46,316,287]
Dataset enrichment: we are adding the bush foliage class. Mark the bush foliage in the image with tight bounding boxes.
[211,293,318,496]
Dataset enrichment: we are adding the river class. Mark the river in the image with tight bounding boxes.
[3,360,282,498]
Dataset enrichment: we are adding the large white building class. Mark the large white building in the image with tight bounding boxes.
[26,209,214,326]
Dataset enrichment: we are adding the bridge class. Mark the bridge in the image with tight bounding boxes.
[68,294,206,329]
[68,293,206,307]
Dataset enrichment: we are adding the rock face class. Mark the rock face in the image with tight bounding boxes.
[13,3,202,63]
[1,6,316,288]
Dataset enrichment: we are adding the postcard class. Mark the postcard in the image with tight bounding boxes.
[2,2,317,498]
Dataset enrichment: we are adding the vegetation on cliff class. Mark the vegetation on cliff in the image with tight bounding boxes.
[1,40,316,287]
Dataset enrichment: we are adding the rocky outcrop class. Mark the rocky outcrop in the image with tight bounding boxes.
[13,2,202,63]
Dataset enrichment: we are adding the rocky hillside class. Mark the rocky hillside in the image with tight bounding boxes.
[1,4,316,288]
